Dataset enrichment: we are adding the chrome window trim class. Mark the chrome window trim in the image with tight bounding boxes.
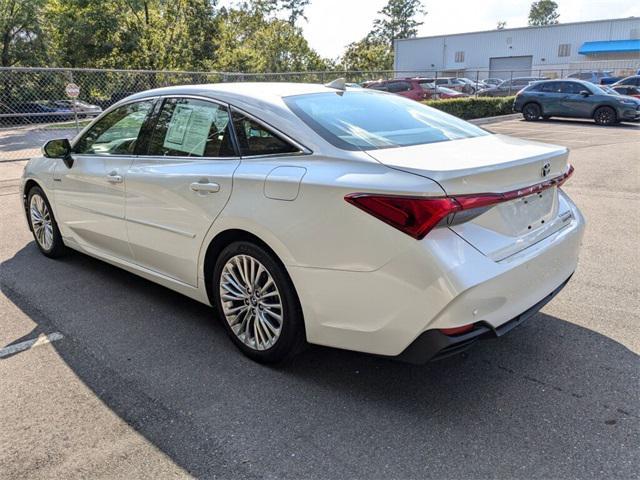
[72,92,312,160]
[229,105,312,157]
[151,95,311,157]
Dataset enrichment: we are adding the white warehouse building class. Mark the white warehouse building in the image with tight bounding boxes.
[394,17,640,79]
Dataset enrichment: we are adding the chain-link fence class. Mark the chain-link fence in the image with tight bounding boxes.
[1,63,638,161]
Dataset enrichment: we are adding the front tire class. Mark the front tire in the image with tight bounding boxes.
[213,241,305,364]
[593,106,618,126]
[522,103,541,121]
[27,186,67,258]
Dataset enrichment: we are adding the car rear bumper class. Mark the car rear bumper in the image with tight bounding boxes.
[395,274,572,364]
[290,194,585,357]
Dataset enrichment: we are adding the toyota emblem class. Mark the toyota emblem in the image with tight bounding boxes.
[541,162,551,177]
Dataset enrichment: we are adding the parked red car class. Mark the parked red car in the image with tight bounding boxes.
[611,85,640,98]
[364,78,467,101]
[364,78,430,101]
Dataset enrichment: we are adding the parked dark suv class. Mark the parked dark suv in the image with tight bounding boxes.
[513,79,640,125]
[478,77,547,97]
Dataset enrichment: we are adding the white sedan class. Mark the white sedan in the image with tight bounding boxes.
[21,82,585,363]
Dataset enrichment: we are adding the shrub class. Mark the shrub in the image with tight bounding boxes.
[423,96,516,120]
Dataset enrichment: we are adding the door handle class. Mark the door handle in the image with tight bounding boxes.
[190,182,220,193]
[106,172,123,184]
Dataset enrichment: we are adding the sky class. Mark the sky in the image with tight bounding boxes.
[220,0,640,59]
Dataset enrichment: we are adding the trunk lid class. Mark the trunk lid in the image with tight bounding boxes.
[366,134,574,260]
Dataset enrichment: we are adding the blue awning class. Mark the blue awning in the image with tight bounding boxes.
[578,40,640,55]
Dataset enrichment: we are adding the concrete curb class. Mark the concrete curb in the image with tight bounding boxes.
[470,113,521,125]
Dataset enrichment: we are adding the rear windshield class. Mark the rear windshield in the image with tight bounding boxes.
[283,91,488,151]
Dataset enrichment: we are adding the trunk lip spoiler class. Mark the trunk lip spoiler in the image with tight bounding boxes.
[345,164,574,204]
[451,164,574,207]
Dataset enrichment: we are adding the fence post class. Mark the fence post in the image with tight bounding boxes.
[475,69,479,98]
[68,70,80,134]
[434,70,438,99]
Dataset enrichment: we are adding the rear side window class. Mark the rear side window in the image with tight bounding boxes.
[231,111,299,157]
[75,100,154,155]
[559,82,584,94]
[284,90,488,151]
[540,82,562,93]
[146,98,235,157]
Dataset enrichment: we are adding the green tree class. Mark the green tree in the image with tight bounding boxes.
[248,0,310,25]
[341,36,393,71]
[372,0,426,48]
[528,0,559,26]
[212,5,330,73]
[43,0,218,70]
[0,0,47,66]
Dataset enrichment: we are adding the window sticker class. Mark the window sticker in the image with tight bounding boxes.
[163,104,214,156]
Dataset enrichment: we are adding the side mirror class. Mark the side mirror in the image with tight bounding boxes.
[43,138,73,168]
[580,90,591,97]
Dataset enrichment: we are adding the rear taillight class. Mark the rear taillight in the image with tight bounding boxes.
[345,165,574,240]
[344,194,460,240]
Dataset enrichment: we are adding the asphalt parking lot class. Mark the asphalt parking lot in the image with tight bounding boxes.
[1,117,638,479]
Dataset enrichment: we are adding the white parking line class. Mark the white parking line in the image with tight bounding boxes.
[0,332,64,358]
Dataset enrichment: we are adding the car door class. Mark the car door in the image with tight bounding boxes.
[558,81,592,118]
[124,96,241,286]
[537,81,563,115]
[53,98,156,259]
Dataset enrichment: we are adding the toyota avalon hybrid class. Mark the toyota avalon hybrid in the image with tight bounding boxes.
[22,82,584,363]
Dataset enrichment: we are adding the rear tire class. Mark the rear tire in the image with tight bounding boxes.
[522,103,541,121]
[26,186,67,258]
[593,106,617,126]
[212,241,306,364]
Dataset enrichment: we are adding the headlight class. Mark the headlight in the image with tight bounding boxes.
[619,99,638,106]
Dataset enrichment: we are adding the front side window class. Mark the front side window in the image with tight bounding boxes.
[75,100,154,155]
[283,90,489,151]
[231,111,299,157]
[146,98,235,157]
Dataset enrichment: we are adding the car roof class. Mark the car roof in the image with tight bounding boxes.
[125,82,338,103]
[535,78,589,85]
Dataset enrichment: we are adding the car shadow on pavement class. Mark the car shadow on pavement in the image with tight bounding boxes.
[1,243,638,479]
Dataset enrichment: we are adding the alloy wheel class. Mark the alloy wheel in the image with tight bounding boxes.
[30,194,54,251]
[219,254,283,351]
[595,107,615,125]
[523,104,540,121]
